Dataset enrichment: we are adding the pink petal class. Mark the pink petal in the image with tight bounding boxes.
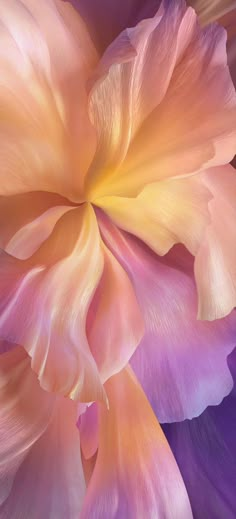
[0,350,86,517]
[0,346,54,505]
[0,204,105,402]
[79,403,99,460]
[81,366,192,519]
[195,165,236,319]
[87,242,144,382]
[0,0,97,200]
[98,212,236,422]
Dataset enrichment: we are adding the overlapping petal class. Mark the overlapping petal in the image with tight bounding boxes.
[87,242,144,382]
[0,346,86,518]
[0,0,235,515]
[96,164,236,320]
[0,204,105,401]
[86,0,236,200]
[81,367,193,518]
[98,211,236,421]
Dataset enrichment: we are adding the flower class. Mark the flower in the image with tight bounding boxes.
[0,0,236,517]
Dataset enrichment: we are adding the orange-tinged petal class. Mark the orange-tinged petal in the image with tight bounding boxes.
[87,242,144,381]
[0,204,105,402]
[86,1,194,198]
[6,204,72,259]
[0,192,69,251]
[87,2,236,200]
[0,346,86,518]
[81,367,193,519]
[0,346,54,505]
[116,24,236,197]
[0,0,97,200]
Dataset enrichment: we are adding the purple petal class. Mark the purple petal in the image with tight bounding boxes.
[163,347,236,519]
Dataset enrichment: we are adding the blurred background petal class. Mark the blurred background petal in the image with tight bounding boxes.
[163,346,236,519]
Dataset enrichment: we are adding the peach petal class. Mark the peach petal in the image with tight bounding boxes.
[0,204,105,402]
[86,1,236,200]
[6,205,72,259]
[0,0,97,200]
[195,165,236,320]
[0,348,86,517]
[0,346,54,505]
[0,192,69,250]
[86,0,191,198]
[98,212,236,421]
[81,367,193,518]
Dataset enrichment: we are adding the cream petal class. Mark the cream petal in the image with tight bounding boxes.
[86,1,195,198]
[95,174,211,256]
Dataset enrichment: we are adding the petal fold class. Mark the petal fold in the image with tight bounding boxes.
[98,212,236,422]
[0,204,105,402]
[81,367,192,519]
[87,242,144,382]
[195,165,236,319]
[0,347,86,518]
